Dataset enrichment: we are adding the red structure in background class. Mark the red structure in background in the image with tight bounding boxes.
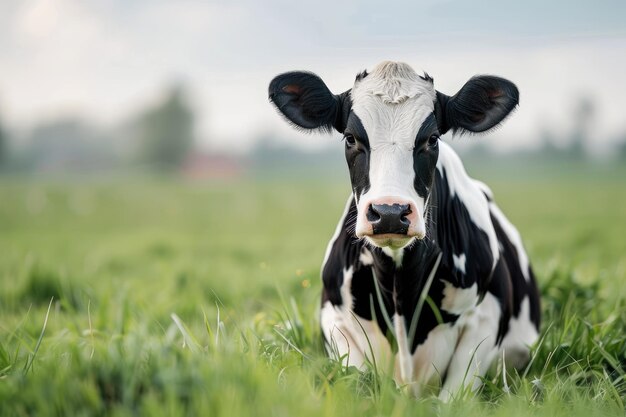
[181,152,245,180]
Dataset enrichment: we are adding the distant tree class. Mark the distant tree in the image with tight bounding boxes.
[137,85,194,172]
[0,112,6,167]
[567,96,595,160]
[537,126,563,160]
[618,135,626,162]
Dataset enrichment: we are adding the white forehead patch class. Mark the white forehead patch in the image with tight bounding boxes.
[350,61,437,151]
[353,61,435,105]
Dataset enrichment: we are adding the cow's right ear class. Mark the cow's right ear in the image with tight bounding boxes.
[269,71,346,133]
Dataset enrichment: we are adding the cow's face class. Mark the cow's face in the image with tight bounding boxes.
[269,61,518,249]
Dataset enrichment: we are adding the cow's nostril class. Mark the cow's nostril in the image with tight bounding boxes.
[400,205,411,221]
[367,204,382,223]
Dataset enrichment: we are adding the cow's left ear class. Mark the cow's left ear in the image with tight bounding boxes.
[436,75,519,135]
[269,71,348,133]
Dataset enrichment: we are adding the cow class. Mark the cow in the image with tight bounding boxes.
[268,61,540,400]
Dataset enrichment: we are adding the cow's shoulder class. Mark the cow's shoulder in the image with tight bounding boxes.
[432,143,500,294]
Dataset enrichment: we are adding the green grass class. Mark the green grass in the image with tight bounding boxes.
[0,174,625,416]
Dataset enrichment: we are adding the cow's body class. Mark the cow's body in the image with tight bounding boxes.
[320,141,540,399]
[269,61,541,399]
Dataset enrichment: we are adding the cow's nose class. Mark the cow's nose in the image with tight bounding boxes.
[367,203,412,235]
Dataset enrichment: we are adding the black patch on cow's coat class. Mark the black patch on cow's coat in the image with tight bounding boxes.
[394,243,460,350]
[490,212,541,329]
[353,241,460,351]
[351,248,395,335]
[436,75,519,135]
[487,256,513,344]
[413,113,440,198]
[430,168,496,292]
[344,113,371,201]
[526,267,541,329]
[321,200,359,307]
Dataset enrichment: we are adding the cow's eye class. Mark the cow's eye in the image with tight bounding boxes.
[428,134,439,147]
[344,134,356,147]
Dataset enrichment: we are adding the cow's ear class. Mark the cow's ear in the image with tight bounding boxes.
[436,75,519,135]
[269,71,346,133]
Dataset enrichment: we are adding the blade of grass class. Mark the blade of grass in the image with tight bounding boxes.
[23,297,53,374]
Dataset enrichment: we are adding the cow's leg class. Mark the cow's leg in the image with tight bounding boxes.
[499,296,539,369]
[321,301,393,371]
[321,301,367,368]
[393,317,459,397]
[438,293,501,402]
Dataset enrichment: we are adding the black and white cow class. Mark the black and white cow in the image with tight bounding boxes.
[268,61,540,400]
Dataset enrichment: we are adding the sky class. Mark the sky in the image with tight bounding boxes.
[1,0,625,154]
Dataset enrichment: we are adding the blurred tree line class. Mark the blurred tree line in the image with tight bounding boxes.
[0,91,625,178]
[0,84,195,176]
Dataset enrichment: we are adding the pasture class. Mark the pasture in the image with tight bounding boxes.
[0,167,625,416]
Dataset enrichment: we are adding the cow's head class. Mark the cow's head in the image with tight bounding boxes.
[269,61,518,249]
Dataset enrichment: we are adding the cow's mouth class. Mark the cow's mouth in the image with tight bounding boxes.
[365,233,417,249]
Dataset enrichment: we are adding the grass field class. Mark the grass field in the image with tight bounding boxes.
[0,171,625,416]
